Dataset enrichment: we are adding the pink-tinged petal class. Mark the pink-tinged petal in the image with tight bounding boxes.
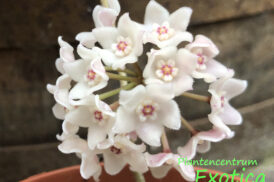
[106,0,121,14]
[62,120,79,135]
[91,58,109,80]
[77,44,98,60]
[204,59,228,79]
[177,137,198,160]
[186,34,219,58]
[192,71,216,83]
[103,150,127,175]
[126,152,148,173]
[58,36,75,62]
[93,6,117,28]
[144,0,169,25]
[95,95,115,117]
[63,60,87,82]
[220,103,242,125]
[176,160,196,181]
[222,78,248,100]
[52,104,66,120]
[176,48,197,74]
[119,85,146,110]
[158,100,181,130]
[208,113,235,138]
[136,122,163,146]
[173,73,193,96]
[93,27,119,48]
[113,107,138,133]
[143,31,193,48]
[88,124,108,150]
[208,69,235,93]
[80,154,101,180]
[145,152,173,167]
[55,58,65,74]
[117,13,144,56]
[150,166,172,179]
[65,106,93,127]
[58,136,88,154]
[168,7,192,31]
[75,32,96,48]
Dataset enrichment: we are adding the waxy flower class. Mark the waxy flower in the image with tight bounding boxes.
[65,95,115,150]
[63,57,108,101]
[145,152,195,181]
[98,135,148,175]
[93,13,143,69]
[143,0,193,48]
[177,127,226,160]
[113,84,181,146]
[55,37,76,74]
[143,47,196,96]
[58,136,102,181]
[208,70,247,138]
[186,35,229,83]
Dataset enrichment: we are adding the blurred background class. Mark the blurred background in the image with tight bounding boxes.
[0,0,273,181]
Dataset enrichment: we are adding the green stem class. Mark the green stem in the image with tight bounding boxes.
[181,117,197,135]
[133,172,146,182]
[107,72,139,83]
[99,82,137,100]
[100,0,108,7]
[105,66,137,76]
[181,92,210,103]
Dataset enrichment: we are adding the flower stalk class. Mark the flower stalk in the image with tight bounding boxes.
[99,82,137,100]
[133,172,146,182]
[181,117,198,135]
[182,92,210,103]
[161,129,171,153]
[106,72,139,83]
[105,66,137,76]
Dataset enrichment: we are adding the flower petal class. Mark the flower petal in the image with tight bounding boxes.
[65,106,93,127]
[158,100,181,130]
[136,122,163,146]
[168,7,192,31]
[80,154,101,180]
[220,103,242,125]
[113,106,138,133]
[93,5,117,28]
[52,104,66,120]
[222,78,248,100]
[145,152,173,167]
[208,113,235,138]
[92,27,119,48]
[172,73,193,96]
[103,150,127,175]
[126,152,148,173]
[58,136,88,154]
[88,124,108,150]
[204,59,228,79]
[144,0,169,25]
[75,32,96,48]
[119,85,146,110]
[150,166,172,179]
[63,60,87,82]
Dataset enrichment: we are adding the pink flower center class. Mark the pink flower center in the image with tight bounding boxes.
[157,26,168,35]
[110,146,122,154]
[161,64,173,76]
[197,54,205,65]
[94,110,103,121]
[221,96,225,108]
[116,41,128,51]
[87,69,96,81]
[142,105,155,116]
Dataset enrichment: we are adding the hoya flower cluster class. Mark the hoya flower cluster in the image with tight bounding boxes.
[47,0,247,181]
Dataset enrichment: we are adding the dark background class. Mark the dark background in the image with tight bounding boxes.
[0,0,273,181]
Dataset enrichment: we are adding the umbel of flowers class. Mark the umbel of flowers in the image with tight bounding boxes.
[47,0,247,181]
